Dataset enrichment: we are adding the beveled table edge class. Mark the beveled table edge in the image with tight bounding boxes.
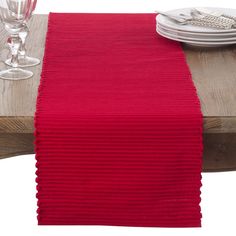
[0,116,236,134]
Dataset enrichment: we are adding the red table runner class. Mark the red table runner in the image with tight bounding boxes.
[35,13,203,227]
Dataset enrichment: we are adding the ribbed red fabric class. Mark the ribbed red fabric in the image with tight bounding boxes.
[35,13,203,227]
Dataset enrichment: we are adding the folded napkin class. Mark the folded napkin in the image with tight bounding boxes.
[35,13,203,227]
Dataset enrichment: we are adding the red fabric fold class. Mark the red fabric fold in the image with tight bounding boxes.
[35,13,203,227]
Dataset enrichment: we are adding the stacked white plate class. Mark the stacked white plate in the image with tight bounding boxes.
[156,7,236,47]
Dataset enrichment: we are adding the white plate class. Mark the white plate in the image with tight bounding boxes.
[157,21,236,37]
[157,24,236,42]
[156,27,236,47]
[156,7,236,34]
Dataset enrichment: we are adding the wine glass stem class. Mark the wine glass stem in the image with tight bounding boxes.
[19,25,29,57]
[8,35,21,68]
[11,54,18,68]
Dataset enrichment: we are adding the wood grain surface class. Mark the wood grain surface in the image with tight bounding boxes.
[0,15,236,172]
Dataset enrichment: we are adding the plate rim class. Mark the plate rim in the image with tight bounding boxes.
[156,28,236,46]
[157,24,236,42]
[157,22,236,36]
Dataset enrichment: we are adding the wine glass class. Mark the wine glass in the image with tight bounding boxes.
[0,0,33,80]
[5,0,40,67]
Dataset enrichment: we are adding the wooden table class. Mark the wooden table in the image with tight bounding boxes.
[0,15,236,172]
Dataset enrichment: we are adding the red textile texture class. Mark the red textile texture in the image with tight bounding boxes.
[35,13,203,227]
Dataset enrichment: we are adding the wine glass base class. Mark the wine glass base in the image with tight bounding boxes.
[5,56,40,68]
[0,68,33,80]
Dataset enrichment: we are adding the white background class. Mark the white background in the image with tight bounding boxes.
[35,0,236,14]
[1,0,236,236]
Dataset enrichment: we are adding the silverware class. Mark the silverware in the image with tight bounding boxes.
[156,9,236,30]
[155,10,192,25]
[191,8,236,29]
[194,7,236,23]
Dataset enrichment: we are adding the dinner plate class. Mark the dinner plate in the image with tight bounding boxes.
[156,27,236,47]
[156,7,236,34]
[157,24,236,42]
[157,21,236,37]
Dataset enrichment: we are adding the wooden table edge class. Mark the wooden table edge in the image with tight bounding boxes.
[1,116,236,134]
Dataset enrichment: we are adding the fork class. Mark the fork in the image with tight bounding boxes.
[155,10,192,25]
[156,9,236,29]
